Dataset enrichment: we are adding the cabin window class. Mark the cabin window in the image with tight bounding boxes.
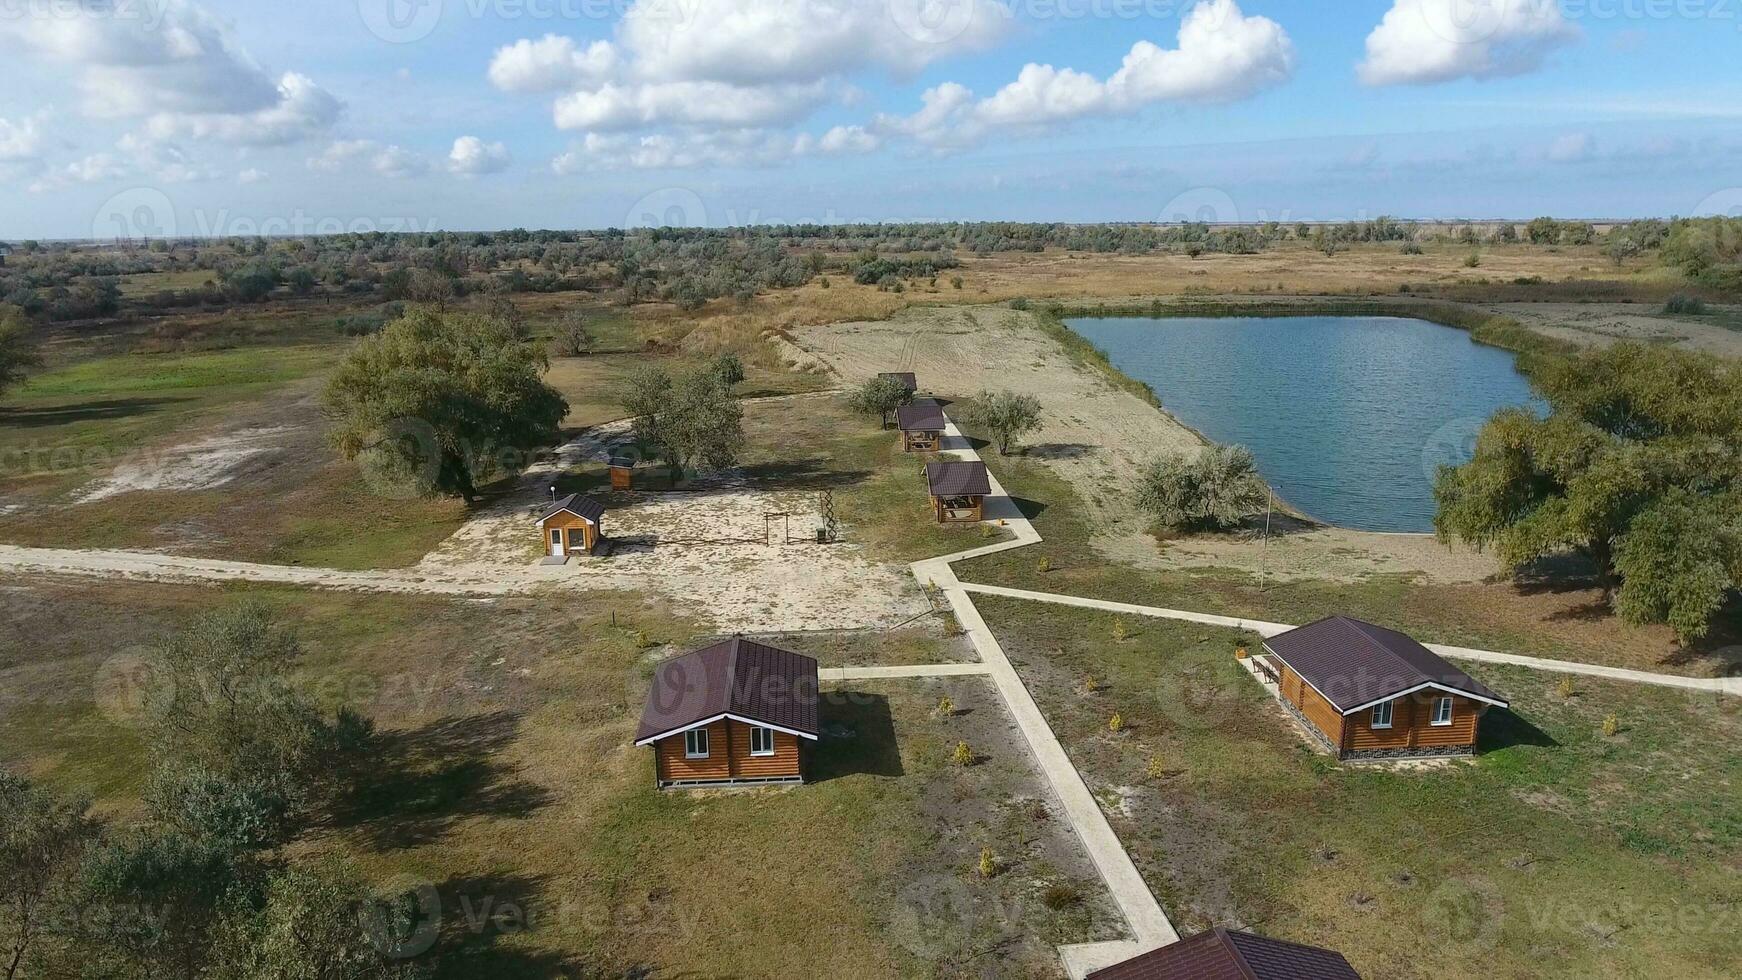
[1371,701,1394,729]
[749,726,776,756]
[684,728,710,759]
[1431,696,1454,726]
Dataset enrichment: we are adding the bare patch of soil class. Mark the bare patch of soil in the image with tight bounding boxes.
[1490,302,1742,357]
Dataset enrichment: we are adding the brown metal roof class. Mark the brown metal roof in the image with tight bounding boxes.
[925,460,990,497]
[1262,616,1507,713]
[896,401,947,432]
[634,637,820,743]
[1087,929,1362,980]
[537,493,606,525]
[878,371,918,392]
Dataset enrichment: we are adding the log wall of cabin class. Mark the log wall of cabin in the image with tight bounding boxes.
[1344,693,1481,752]
[542,512,598,553]
[1279,665,1345,747]
[653,720,803,783]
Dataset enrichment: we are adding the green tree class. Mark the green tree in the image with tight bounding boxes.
[78,829,246,979]
[1,772,97,980]
[846,375,910,428]
[622,367,744,481]
[708,351,746,388]
[208,859,423,980]
[1435,343,1742,641]
[1525,216,1562,245]
[0,308,42,398]
[325,308,568,500]
[553,310,593,357]
[140,603,371,848]
[1135,444,1269,531]
[965,390,1042,456]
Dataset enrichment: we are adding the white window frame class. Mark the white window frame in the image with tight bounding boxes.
[749,726,776,757]
[1371,700,1394,729]
[1431,696,1454,727]
[684,728,709,759]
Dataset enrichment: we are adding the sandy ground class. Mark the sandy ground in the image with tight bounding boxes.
[1489,302,1742,357]
[74,426,299,502]
[795,306,1505,584]
[418,400,928,632]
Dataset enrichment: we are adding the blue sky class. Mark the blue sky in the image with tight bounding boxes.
[2,0,1740,239]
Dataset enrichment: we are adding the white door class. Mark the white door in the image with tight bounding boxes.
[549,528,564,557]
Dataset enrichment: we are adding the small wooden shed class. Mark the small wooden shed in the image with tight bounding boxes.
[1257,616,1509,761]
[536,493,606,558]
[608,455,636,491]
[896,399,947,452]
[924,460,990,523]
[634,636,820,789]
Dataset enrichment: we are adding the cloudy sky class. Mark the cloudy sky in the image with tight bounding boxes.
[2,0,1740,239]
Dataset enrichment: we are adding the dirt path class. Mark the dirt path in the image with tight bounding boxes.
[794,305,1504,584]
[1490,302,1742,357]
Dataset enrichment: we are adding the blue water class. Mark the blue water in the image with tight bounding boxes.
[1067,316,1545,533]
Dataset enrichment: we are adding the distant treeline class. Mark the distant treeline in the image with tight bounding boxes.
[2,216,1735,323]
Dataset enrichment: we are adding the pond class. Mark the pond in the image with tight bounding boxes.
[1066,315,1545,533]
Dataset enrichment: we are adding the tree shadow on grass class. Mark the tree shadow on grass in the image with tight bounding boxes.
[809,692,903,782]
[337,710,554,850]
[0,397,191,428]
[739,457,873,490]
[1479,708,1558,752]
[1007,497,1048,522]
[1022,442,1093,461]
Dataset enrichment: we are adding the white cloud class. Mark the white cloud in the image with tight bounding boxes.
[553,129,797,172]
[237,167,268,184]
[488,35,619,93]
[0,0,340,145]
[448,136,512,175]
[879,0,1294,149]
[0,113,46,161]
[618,0,1011,86]
[308,140,427,179]
[1359,0,1580,86]
[552,80,829,132]
[27,152,128,193]
[117,133,220,183]
[1545,131,1594,163]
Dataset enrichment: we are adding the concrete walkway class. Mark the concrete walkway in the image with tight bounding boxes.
[819,663,991,682]
[956,581,1742,697]
[916,423,1180,976]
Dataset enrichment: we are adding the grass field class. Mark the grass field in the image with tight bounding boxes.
[952,442,1740,678]
[976,594,1742,980]
[0,577,1112,979]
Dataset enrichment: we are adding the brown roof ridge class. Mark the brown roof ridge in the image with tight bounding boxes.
[723,634,742,714]
[1213,928,1264,980]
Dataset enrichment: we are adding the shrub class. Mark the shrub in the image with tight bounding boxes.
[1603,714,1621,737]
[964,389,1043,455]
[1464,251,1482,268]
[978,847,998,878]
[1111,619,1129,642]
[1108,713,1124,733]
[1556,676,1575,699]
[1146,755,1167,780]
[952,741,974,767]
[1036,556,1051,573]
[951,276,964,289]
[935,696,955,718]
[1136,444,1268,531]
[1664,294,1708,315]
[1009,297,1029,311]
[1400,242,1424,255]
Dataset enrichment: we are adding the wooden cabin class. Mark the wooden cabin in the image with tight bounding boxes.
[1087,928,1361,980]
[608,455,636,491]
[634,636,820,789]
[896,399,947,452]
[1257,616,1508,761]
[535,493,606,558]
[924,460,990,523]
